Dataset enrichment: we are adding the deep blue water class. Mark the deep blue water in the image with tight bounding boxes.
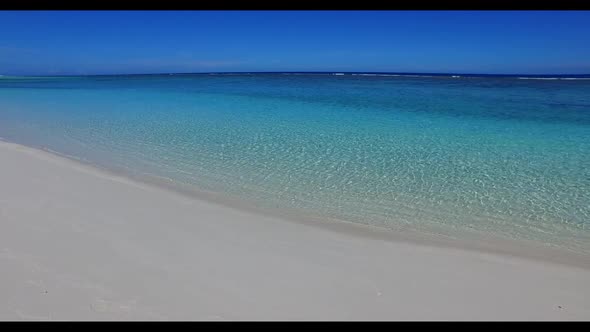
[1,73,589,252]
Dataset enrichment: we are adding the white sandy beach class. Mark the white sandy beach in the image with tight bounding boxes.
[1,140,589,320]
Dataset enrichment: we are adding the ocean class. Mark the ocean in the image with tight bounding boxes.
[1,73,589,253]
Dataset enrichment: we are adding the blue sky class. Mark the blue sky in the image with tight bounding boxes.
[1,10,590,75]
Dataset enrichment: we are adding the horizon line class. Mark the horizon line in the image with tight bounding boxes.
[3,71,590,78]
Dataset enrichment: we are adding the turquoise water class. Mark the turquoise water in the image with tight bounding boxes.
[1,74,589,252]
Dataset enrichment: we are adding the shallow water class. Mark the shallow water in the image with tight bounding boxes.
[1,74,589,252]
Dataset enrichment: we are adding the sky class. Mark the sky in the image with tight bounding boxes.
[1,10,590,75]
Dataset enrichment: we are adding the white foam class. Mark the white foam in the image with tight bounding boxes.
[518,77,559,80]
[517,77,590,80]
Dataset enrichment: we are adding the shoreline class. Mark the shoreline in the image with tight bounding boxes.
[1,139,590,320]
[2,138,589,269]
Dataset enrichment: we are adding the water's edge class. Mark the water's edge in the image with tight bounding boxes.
[3,137,589,270]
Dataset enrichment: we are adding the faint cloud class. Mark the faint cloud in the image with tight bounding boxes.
[0,46,39,56]
[185,60,247,68]
[128,57,248,71]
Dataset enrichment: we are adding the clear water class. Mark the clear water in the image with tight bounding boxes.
[1,74,589,252]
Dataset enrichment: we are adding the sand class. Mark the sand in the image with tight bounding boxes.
[1,140,589,320]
